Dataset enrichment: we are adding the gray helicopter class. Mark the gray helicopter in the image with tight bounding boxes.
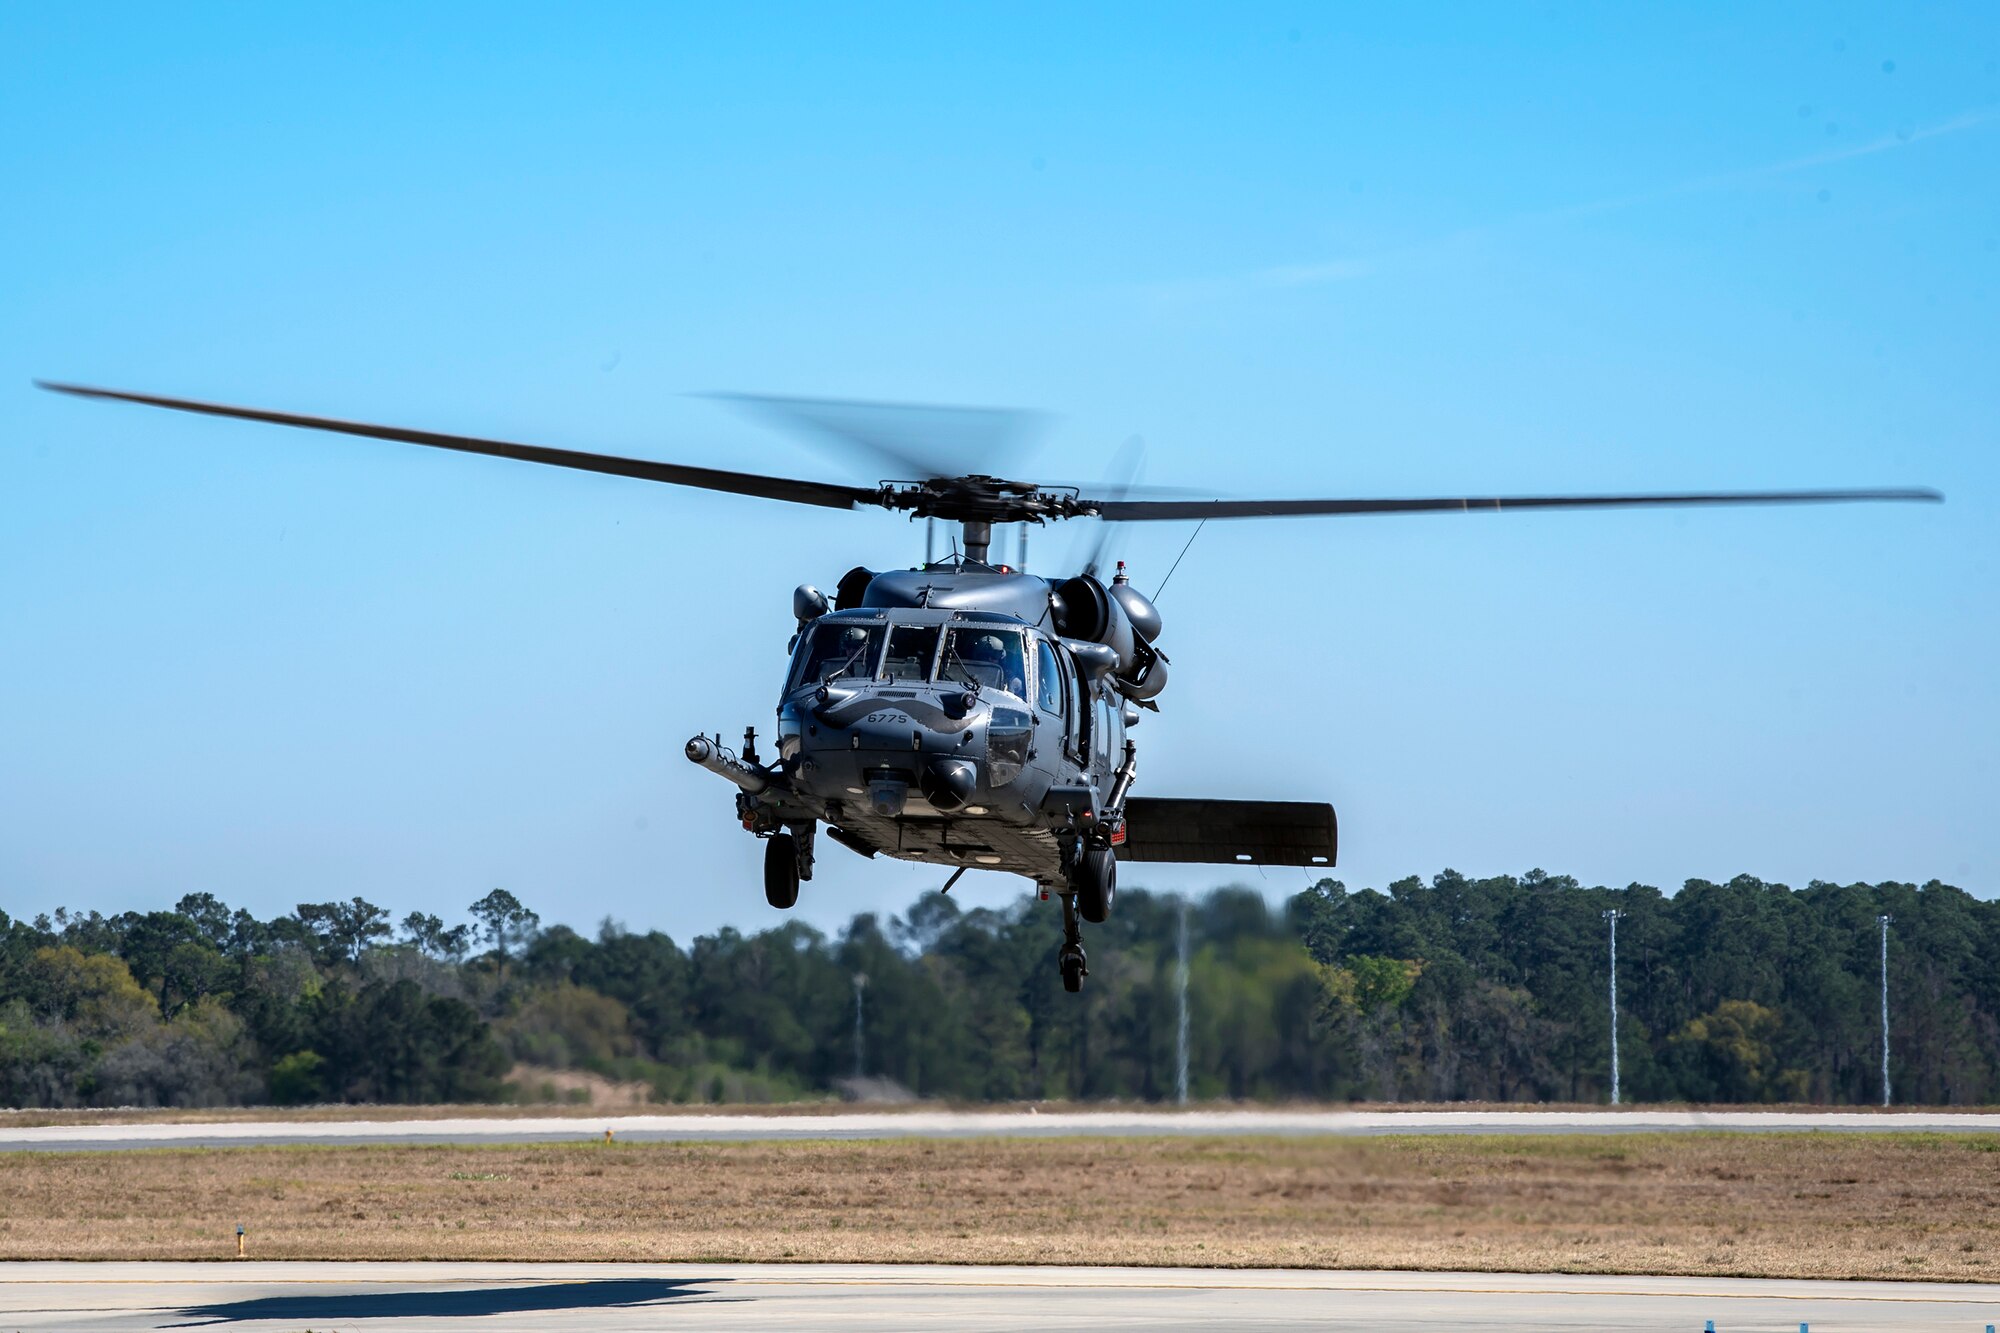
[38,381,1940,992]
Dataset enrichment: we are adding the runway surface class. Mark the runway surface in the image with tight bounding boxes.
[3,1262,1997,1331]
[3,1107,1997,1152]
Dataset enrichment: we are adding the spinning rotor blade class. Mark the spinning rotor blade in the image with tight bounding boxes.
[36,382,878,511]
[705,392,1047,481]
[1090,488,1942,521]
[1080,435,1148,580]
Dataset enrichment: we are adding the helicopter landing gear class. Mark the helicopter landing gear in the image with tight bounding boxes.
[764,831,800,909]
[1074,845,1116,924]
[1060,944,1087,993]
[1058,891,1089,993]
[764,822,815,909]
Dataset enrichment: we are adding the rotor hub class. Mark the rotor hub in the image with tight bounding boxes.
[879,475,1093,525]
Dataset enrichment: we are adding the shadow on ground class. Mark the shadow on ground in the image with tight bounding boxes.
[166,1277,723,1324]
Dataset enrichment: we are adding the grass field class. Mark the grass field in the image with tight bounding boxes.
[1,1133,1995,1280]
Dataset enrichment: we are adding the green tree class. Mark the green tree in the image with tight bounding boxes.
[313,979,508,1102]
[294,898,392,965]
[469,890,540,960]
[401,912,471,961]
[269,1050,327,1105]
[499,983,638,1068]
[1666,999,1811,1103]
[20,946,158,1039]
[173,893,235,950]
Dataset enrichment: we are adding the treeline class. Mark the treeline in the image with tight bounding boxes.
[1,872,1993,1108]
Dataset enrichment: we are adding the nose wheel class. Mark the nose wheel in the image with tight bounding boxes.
[1057,889,1089,992]
[764,831,800,909]
[1049,843,1115,992]
[1059,942,1087,993]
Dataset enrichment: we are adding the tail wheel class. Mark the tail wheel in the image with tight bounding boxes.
[764,831,801,910]
[1075,846,1116,924]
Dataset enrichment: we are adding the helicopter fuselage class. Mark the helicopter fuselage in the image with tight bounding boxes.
[691,561,1133,892]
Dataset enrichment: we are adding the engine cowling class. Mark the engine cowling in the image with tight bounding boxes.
[1052,575,1137,674]
[1053,574,1169,702]
[1108,580,1162,643]
[1120,645,1168,701]
[834,566,876,611]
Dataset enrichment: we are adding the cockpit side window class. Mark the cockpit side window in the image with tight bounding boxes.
[879,624,940,682]
[941,627,1027,698]
[793,621,883,688]
[1073,657,1092,759]
[1035,639,1063,717]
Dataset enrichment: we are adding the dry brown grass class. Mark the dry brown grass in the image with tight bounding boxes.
[1,1133,1996,1279]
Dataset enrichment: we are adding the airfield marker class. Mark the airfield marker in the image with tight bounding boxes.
[235,1225,244,1258]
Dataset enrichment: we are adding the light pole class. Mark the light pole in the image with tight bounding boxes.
[853,973,868,1081]
[1175,897,1191,1106]
[1878,915,1892,1108]
[1603,909,1624,1107]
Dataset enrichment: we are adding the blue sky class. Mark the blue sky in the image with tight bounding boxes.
[3,5,1994,943]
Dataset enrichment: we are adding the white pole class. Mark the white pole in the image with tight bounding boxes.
[853,973,867,1080]
[1604,909,1622,1107]
[1175,897,1190,1106]
[1878,915,1892,1107]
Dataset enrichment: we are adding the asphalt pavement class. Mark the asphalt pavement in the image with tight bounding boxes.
[2,1262,1996,1331]
[3,1107,1997,1152]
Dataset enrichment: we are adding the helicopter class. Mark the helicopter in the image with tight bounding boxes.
[37,380,1941,992]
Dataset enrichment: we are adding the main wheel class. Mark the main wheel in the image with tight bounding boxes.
[1074,846,1116,924]
[764,832,800,910]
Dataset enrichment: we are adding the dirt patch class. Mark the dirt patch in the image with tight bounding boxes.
[503,1066,654,1109]
[1,1133,1995,1279]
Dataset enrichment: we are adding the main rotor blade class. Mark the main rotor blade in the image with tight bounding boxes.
[1080,435,1148,580]
[37,382,879,511]
[1090,488,1943,521]
[705,392,1047,481]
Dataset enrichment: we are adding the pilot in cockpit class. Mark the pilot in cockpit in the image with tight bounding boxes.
[954,631,1027,697]
[799,623,880,686]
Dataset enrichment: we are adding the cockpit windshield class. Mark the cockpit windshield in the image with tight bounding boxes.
[794,621,883,687]
[941,626,1028,697]
[879,624,940,682]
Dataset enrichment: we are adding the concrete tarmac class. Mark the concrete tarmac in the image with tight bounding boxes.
[2,1262,1998,1331]
[4,1107,1998,1152]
